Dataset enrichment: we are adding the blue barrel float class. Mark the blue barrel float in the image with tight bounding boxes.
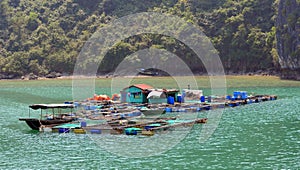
[233,91,248,100]
[233,91,241,99]
[241,91,248,99]
[165,107,172,112]
[58,128,70,133]
[200,96,205,102]
[167,96,175,105]
[226,95,232,100]
[177,95,182,103]
[80,121,87,127]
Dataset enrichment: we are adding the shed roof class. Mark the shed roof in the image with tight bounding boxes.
[129,84,153,90]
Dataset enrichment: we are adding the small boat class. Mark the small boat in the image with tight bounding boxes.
[137,68,159,76]
[19,104,77,130]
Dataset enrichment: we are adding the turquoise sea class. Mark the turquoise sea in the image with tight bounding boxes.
[0,79,299,169]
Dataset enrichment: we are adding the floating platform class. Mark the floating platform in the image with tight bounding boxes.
[73,94,277,117]
[42,117,208,136]
[38,92,277,135]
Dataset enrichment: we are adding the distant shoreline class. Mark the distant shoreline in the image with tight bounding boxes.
[0,69,284,81]
[1,75,300,88]
[0,74,285,81]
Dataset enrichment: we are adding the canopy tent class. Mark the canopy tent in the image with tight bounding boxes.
[147,91,166,99]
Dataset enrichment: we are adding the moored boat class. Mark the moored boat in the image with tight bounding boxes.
[19,104,77,130]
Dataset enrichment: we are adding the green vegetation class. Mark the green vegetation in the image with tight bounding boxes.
[276,0,300,73]
[0,0,299,78]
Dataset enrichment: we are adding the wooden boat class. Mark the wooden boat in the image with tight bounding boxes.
[19,104,77,130]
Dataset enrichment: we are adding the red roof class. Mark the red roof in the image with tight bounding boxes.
[130,84,153,90]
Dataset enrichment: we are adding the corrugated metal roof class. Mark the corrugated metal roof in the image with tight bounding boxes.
[130,84,153,90]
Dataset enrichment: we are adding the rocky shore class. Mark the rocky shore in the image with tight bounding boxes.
[0,69,289,81]
[280,68,300,81]
[0,72,63,80]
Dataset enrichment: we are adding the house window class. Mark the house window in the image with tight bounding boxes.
[133,92,141,99]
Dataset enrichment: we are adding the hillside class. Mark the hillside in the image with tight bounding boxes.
[0,0,299,79]
[276,0,300,80]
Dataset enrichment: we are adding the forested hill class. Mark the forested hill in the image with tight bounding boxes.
[0,0,299,79]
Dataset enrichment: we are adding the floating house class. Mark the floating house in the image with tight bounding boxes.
[121,84,180,104]
[121,84,153,103]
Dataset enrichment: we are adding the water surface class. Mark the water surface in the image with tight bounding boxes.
[0,79,299,169]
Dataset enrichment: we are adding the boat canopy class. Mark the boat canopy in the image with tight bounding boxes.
[29,104,75,110]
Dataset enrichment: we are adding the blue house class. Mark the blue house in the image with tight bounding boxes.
[121,84,153,103]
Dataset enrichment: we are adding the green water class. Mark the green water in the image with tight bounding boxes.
[0,79,299,169]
